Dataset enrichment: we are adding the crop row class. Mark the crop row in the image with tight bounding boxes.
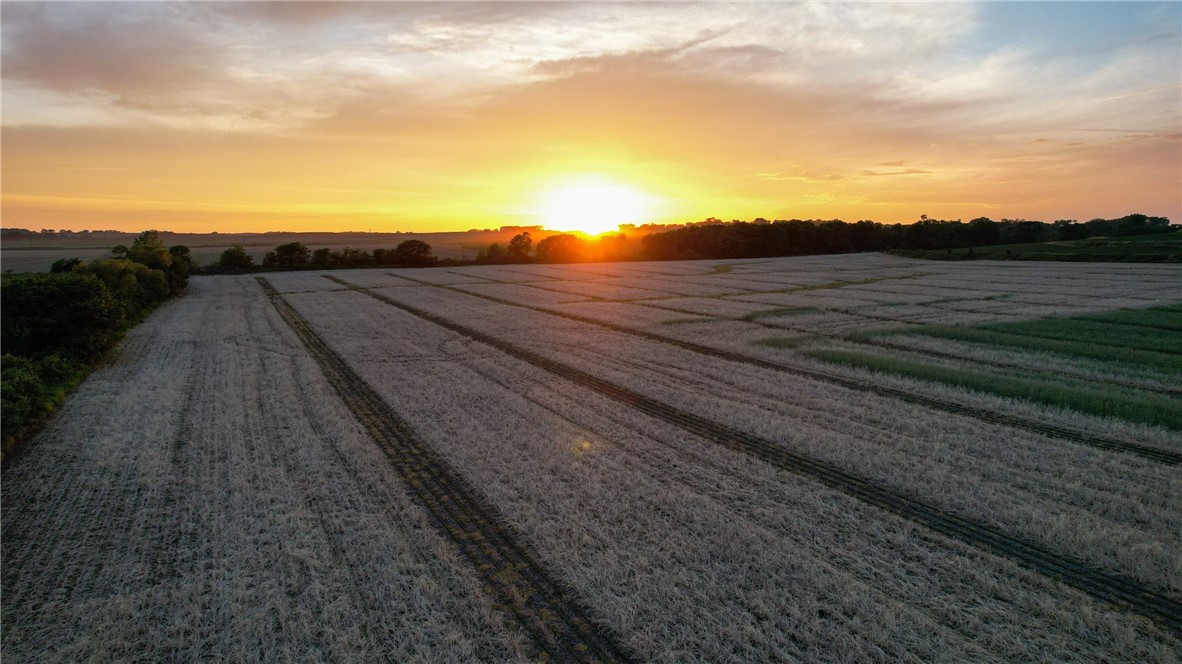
[393,273,1179,458]
[316,274,1182,597]
[1,277,529,662]
[257,277,633,663]
[280,275,1180,659]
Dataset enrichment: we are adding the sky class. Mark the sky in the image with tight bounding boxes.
[2,1,1179,234]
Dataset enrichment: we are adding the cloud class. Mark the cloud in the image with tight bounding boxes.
[859,169,934,178]
[0,2,983,131]
[758,171,844,183]
[2,2,1178,228]
[2,3,223,97]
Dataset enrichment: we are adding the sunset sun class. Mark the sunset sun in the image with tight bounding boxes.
[534,178,658,235]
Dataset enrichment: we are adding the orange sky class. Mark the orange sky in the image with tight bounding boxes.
[2,2,1179,233]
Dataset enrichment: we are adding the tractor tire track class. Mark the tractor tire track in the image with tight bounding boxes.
[381,274,1179,465]
[257,277,636,664]
[331,275,1182,636]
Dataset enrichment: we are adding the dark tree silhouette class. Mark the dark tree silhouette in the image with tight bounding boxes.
[311,248,335,266]
[217,246,255,269]
[507,232,533,260]
[535,234,586,262]
[476,242,505,263]
[263,242,312,267]
[50,257,82,273]
[392,239,436,266]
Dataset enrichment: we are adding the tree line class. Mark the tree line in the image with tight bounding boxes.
[638,214,1174,261]
[190,213,1175,273]
[201,239,438,272]
[1,230,191,457]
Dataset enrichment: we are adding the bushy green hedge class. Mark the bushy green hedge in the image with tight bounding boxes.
[1,236,187,457]
[2,272,127,362]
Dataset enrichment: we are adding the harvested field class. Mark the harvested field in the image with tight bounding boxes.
[4,254,1181,661]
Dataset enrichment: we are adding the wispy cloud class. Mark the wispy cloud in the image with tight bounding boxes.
[2,2,1178,230]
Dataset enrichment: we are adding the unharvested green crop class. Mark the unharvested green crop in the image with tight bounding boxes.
[974,318,1182,355]
[753,336,814,349]
[896,324,1182,371]
[1077,307,1182,333]
[803,347,1182,430]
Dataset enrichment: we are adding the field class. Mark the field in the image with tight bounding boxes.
[3,253,1181,662]
[892,228,1182,262]
[0,228,563,272]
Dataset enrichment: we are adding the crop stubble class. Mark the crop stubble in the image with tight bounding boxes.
[2,278,530,662]
[5,255,1179,662]
[325,274,1181,636]
[256,277,635,664]
[378,273,1177,464]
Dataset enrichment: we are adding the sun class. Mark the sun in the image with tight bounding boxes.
[533,177,657,235]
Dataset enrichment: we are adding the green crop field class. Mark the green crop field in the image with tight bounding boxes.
[892,229,1182,262]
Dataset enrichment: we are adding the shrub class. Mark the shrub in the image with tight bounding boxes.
[1,355,45,433]
[1,272,127,362]
[217,245,255,269]
[392,239,436,266]
[76,259,171,320]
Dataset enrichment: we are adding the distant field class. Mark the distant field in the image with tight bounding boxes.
[4,254,1180,661]
[0,229,560,272]
[892,228,1182,262]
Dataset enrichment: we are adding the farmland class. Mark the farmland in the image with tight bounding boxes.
[3,254,1181,661]
[0,228,560,272]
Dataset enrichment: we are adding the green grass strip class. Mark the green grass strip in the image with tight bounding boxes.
[1075,307,1182,333]
[901,325,1182,372]
[803,348,1182,430]
[977,318,1182,355]
[754,336,815,350]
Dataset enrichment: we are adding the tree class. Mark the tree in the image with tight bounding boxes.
[535,234,586,262]
[392,239,436,266]
[0,272,126,362]
[264,242,312,267]
[372,248,396,266]
[476,242,504,263]
[507,232,533,261]
[50,257,82,273]
[217,245,255,269]
[311,247,335,266]
[127,230,172,270]
[967,217,1000,246]
[1,355,45,436]
[169,244,192,269]
[76,259,171,319]
[1000,220,1049,244]
[111,244,129,259]
[338,247,373,267]
[166,244,192,293]
[596,234,631,262]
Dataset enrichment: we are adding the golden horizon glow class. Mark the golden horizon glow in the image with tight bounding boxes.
[1,3,1179,232]
[532,177,661,235]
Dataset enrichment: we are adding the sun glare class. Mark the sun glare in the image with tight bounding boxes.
[534,178,657,235]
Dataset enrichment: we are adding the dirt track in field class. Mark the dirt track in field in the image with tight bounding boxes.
[258,277,636,663]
